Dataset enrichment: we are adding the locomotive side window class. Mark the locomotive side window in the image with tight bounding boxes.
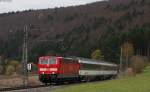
[80,63,101,70]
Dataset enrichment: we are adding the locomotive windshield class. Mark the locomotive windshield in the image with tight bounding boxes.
[49,58,56,64]
[40,60,48,64]
[39,57,56,64]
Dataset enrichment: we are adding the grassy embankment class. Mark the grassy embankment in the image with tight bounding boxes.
[53,65,150,92]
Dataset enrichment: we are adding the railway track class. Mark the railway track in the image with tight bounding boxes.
[0,82,78,92]
[0,83,78,92]
[0,82,83,92]
[0,79,112,92]
[0,85,48,92]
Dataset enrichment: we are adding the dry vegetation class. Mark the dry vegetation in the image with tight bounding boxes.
[0,75,41,88]
[130,55,149,73]
[122,55,149,76]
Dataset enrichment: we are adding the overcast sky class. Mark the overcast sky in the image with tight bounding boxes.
[0,0,103,13]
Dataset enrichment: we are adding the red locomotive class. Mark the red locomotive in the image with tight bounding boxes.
[38,56,118,85]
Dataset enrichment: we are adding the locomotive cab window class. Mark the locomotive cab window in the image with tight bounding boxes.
[39,59,48,64]
[49,58,56,64]
[39,57,56,64]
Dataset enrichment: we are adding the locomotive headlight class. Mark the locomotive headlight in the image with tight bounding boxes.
[50,68,57,71]
[40,68,47,71]
[40,68,57,71]
[52,72,55,74]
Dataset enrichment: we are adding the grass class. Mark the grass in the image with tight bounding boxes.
[53,65,150,92]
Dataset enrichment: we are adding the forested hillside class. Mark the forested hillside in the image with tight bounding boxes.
[0,0,149,63]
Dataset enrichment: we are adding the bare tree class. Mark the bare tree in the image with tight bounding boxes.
[121,42,134,68]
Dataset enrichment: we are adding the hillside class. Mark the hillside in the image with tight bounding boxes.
[53,65,150,92]
[0,0,150,63]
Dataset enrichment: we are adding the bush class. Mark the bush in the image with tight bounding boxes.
[130,55,149,73]
[5,60,21,75]
[0,65,4,74]
[8,60,20,71]
[15,64,22,74]
[8,60,20,66]
[5,65,15,76]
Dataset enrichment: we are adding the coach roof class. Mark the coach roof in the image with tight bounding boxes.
[67,56,117,67]
[78,58,117,67]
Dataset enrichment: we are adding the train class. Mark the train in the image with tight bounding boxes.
[38,56,118,85]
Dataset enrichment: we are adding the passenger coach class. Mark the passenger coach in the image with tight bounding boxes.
[38,56,118,85]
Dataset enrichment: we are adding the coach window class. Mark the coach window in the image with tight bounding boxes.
[101,66,104,70]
